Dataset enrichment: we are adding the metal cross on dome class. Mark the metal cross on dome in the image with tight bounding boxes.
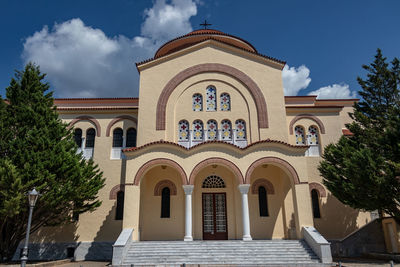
[200,20,212,29]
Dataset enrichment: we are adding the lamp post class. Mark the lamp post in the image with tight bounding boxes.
[20,188,39,267]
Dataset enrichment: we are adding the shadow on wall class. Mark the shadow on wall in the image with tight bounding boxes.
[82,202,122,261]
[314,193,359,240]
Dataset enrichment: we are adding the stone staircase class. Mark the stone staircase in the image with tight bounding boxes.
[118,240,330,266]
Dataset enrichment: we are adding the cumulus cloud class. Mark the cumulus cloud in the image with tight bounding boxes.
[282,64,311,96]
[308,84,356,99]
[22,0,197,97]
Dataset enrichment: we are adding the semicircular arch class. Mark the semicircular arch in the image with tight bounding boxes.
[106,115,138,137]
[68,116,101,137]
[289,114,325,134]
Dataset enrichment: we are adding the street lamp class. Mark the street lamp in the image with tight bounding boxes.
[21,188,39,267]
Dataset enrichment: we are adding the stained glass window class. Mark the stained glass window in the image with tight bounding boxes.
[192,120,204,141]
[207,120,218,140]
[126,128,137,147]
[235,120,246,140]
[74,128,82,147]
[85,128,96,148]
[192,93,203,111]
[202,175,226,188]
[221,120,232,140]
[220,93,230,111]
[112,128,123,147]
[178,120,189,141]
[308,126,319,145]
[206,86,216,111]
[295,126,305,145]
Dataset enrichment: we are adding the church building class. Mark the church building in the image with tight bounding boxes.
[22,29,376,264]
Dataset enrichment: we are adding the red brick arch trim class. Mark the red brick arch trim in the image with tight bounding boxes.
[106,115,138,137]
[134,158,188,185]
[251,178,275,194]
[289,114,325,135]
[245,157,300,185]
[189,157,244,185]
[154,180,177,196]
[109,184,124,200]
[309,182,327,198]
[68,116,101,137]
[156,63,268,130]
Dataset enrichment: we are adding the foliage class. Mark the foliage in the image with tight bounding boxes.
[0,63,105,261]
[319,49,400,222]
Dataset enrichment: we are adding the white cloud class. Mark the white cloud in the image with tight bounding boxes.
[308,84,356,99]
[282,64,311,96]
[22,0,198,97]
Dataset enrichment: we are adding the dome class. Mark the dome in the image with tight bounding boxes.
[154,29,257,59]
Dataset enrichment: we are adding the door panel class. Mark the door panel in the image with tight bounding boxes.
[202,193,227,240]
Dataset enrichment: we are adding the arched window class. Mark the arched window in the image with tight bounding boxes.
[74,128,82,147]
[161,187,170,218]
[115,191,124,220]
[311,189,321,218]
[178,120,189,141]
[295,126,305,145]
[206,86,216,111]
[192,120,204,141]
[192,93,203,111]
[85,128,96,148]
[235,120,246,140]
[207,120,218,140]
[220,93,230,111]
[258,186,269,217]
[112,128,123,147]
[307,126,319,145]
[126,128,137,147]
[202,175,226,188]
[221,120,232,140]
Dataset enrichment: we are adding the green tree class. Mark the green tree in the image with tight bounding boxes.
[0,63,105,261]
[319,49,400,223]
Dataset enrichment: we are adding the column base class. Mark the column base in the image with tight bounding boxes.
[184,236,193,241]
[242,235,252,241]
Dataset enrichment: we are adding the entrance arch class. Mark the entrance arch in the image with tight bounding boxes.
[134,158,188,185]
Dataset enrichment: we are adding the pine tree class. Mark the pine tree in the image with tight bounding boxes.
[319,49,400,222]
[0,63,105,261]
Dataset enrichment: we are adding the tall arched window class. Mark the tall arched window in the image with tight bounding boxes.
[85,128,96,148]
[307,126,319,145]
[220,93,230,111]
[161,187,170,218]
[295,126,305,145]
[115,191,124,220]
[206,86,216,111]
[178,120,189,141]
[74,128,83,147]
[126,128,137,147]
[112,128,123,147]
[192,93,203,111]
[311,189,321,218]
[235,120,246,140]
[207,120,218,140]
[192,120,204,141]
[258,186,269,217]
[221,120,232,140]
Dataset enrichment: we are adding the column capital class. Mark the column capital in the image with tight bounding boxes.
[183,185,194,195]
[238,184,251,194]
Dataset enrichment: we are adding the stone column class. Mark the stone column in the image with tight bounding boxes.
[293,183,314,238]
[238,184,252,241]
[183,185,194,241]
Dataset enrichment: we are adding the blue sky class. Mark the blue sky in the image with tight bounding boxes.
[0,0,399,99]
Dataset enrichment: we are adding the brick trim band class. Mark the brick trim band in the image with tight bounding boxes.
[251,178,275,194]
[134,158,188,185]
[154,180,177,196]
[189,157,244,185]
[156,63,268,130]
[106,115,138,137]
[309,182,327,198]
[68,116,101,137]
[289,114,326,135]
[245,157,300,185]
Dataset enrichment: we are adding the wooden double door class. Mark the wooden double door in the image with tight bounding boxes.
[202,193,228,240]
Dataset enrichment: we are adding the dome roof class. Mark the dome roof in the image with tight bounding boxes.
[154,29,257,59]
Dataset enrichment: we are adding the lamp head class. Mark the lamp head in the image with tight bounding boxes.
[28,188,39,207]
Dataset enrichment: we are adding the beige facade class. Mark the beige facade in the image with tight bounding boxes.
[30,29,374,257]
